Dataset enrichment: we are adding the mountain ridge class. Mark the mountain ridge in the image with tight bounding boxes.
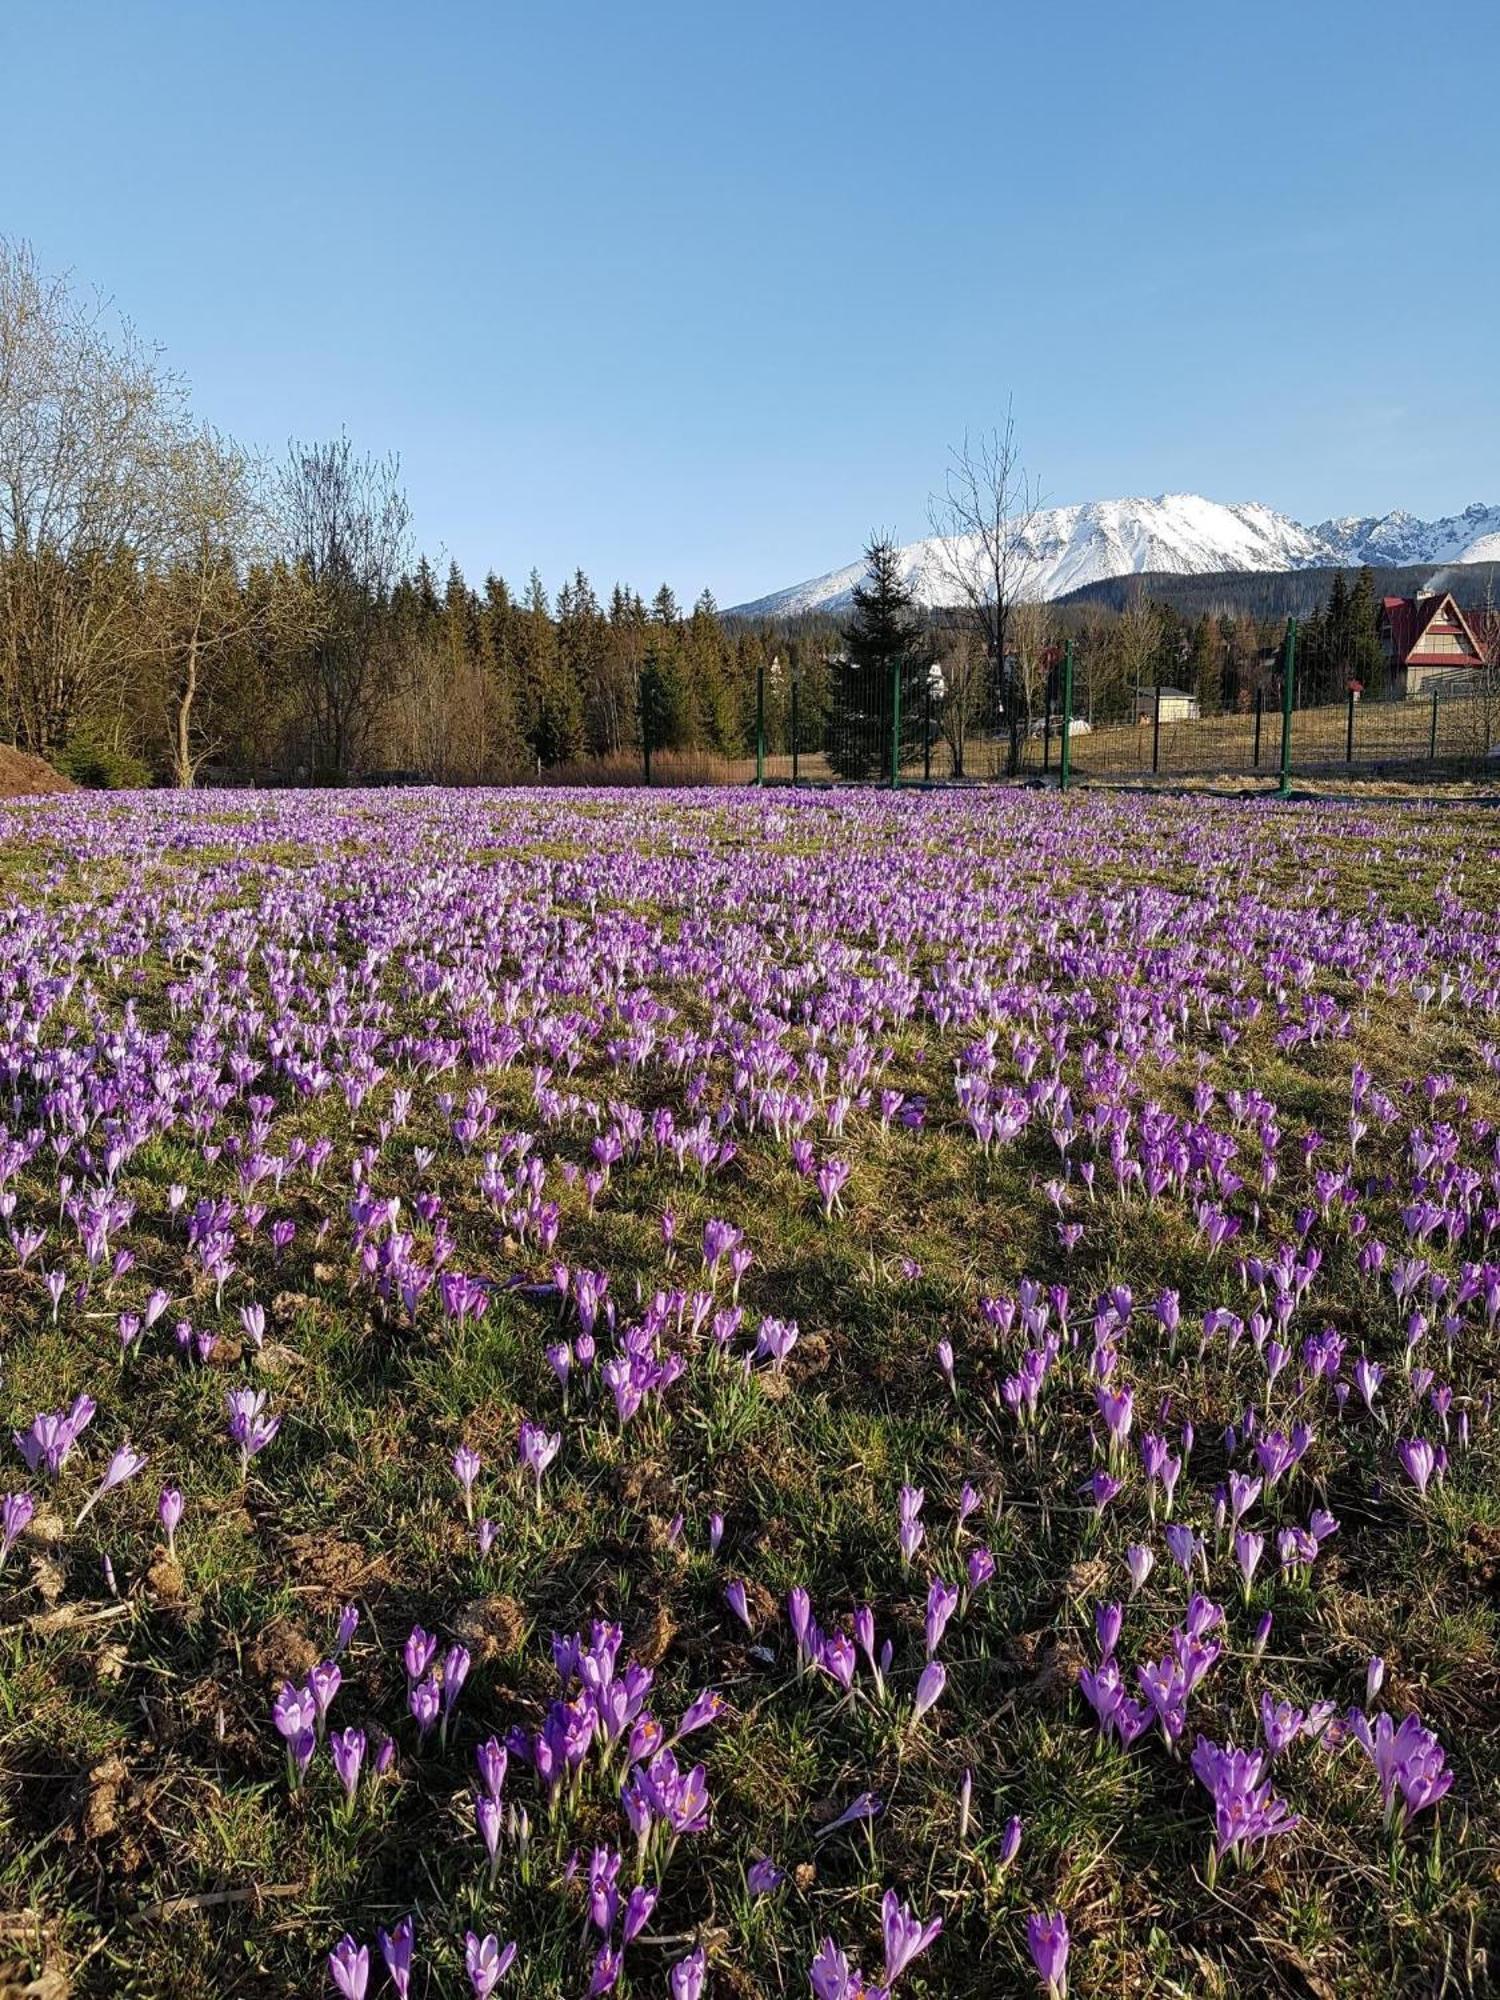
[729,495,1500,618]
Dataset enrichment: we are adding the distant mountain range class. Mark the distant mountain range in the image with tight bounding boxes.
[729,495,1500,618]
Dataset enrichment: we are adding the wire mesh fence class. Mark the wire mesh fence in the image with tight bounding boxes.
[508,624,1500,794]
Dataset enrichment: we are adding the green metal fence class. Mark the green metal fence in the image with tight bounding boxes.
[619,620,1499,793]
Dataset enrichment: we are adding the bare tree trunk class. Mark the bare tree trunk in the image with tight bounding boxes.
[172,634,198,787]
[926,403,1044,780]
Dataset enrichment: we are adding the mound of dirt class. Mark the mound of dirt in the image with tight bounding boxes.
[0,747,74,797]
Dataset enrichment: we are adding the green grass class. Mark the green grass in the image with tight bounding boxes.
[0,787,1495,1996]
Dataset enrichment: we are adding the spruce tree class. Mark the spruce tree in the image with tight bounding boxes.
[831,536,924,781]
[1190,615,1223,715]
[1347,567,1386,697]
[517,571,583,767]
[480,573,526,776]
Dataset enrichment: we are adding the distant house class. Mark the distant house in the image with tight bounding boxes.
[1379,591,1498,695]
[1134,686,1200,724]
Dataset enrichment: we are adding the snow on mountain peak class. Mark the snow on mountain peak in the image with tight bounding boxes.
[730,494,1500,619]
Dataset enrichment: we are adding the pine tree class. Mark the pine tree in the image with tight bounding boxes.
[557,569,612,754]
[1347,567,1386,697]
[683,589,739,752]
[1321,568,1351,703]
[517,571,582,767]
[831,536,924,780]
[1190,615,1223,715]
[479,573,526,776]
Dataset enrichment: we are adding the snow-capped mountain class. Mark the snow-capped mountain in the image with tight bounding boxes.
[730,495,1500,617]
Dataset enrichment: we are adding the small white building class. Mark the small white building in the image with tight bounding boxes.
[1135,686,1200,724]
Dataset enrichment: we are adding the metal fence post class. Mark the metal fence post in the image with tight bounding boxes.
[1429,689,1439,763]
[755,664,765,786]
[1253,688,1263,769]
[890,656,902,789]
[1043,672,1053,775]
[1152,681,1162,775]
[1346,686,1356,764]
[1278,617,1297,797]
[923,679,932,784]
[791,671,800,788]
[1059,639,1074,793]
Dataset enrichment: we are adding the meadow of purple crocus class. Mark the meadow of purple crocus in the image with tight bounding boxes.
[0,784,1497,2000]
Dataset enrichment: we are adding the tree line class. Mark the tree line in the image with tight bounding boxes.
[0,235,1403,788]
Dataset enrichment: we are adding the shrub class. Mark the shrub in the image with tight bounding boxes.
[50,730,152,790]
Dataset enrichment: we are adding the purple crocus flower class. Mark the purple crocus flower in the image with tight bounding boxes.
[376,1915,415,2000]
[669,1945,707,2000]
[812,1791,882,1843]
[966,1546,996,1592]
[404,1626,438,1681]
[327,1934,369,2000]
[724,1578,752,1630]
[443,1643,471,1715]
[1191,1735,1300,1874]
[476,1735,508,1801]
[74,1442,146,1528]
[1094,1601,1123,1659]
[307,1658,342,1736]
[476,1790,503,1883]
[809,1938,857,2000]
[747,1854,785,1895]
[1396,1436,1437,1496]
[1124,1543,1154,1595]
[882,1890,942,1982]
[330,1726,365,1807]
[157,1485,183,1555]
[453,1444,482,1521]
[464,1931,517,1998]
[1027,1911,1070,1998]
[912,1658,946,1721]
[1349,1709,1454,1827]
[897,1484,925,1564]
[924,1578,959,1657]
[409,1674,441,1741]
[622,1882,658,1945]
[225,1386,279,1472]
[517,1421,560,1507]
[1,1491,35,1568]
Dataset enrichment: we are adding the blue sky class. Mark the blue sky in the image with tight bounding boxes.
[5,0,1497,605]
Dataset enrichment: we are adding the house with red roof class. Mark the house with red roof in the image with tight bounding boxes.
[1379,591,1498,695]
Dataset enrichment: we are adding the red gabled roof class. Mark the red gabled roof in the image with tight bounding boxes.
[1380,591,1488,665]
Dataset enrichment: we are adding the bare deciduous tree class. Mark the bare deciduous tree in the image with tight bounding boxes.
[148,427,282,786]
[936,625,986,776]
[0,236,184,751]
[1112,588,1163,723]
[280,436,411,777]
[927,405,1044,774]
[1008,596,1056,744]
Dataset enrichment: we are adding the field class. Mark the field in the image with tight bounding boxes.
[522,691,1497,793]
[0,784,1497,2000]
